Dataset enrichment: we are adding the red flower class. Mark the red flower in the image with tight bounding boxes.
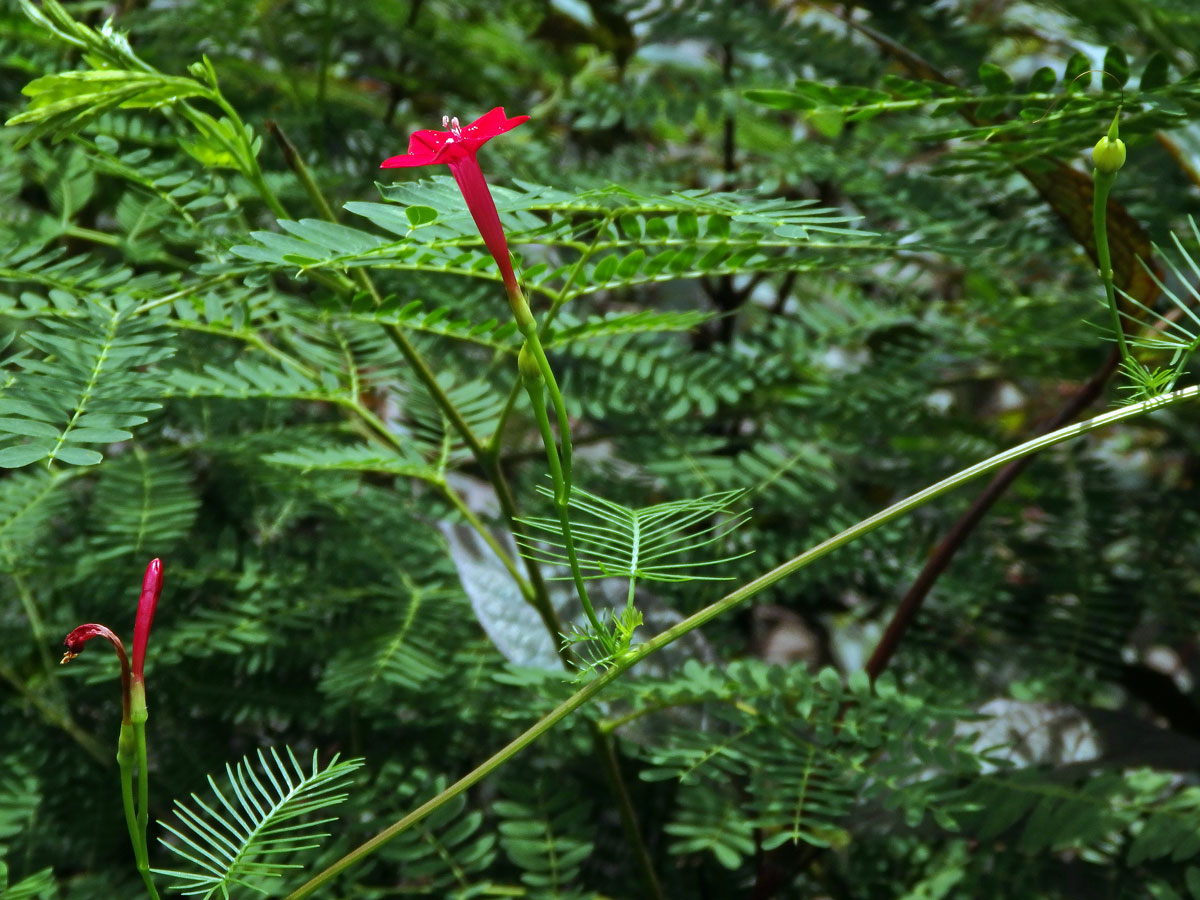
[381,108,529,297]
[132,558,163,689]
[63,623,132,723]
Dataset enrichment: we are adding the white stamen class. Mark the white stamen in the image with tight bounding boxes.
[442,115,451,128]
[450,116,462,136]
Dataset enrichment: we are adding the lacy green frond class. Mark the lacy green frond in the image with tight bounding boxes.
[0,301,172,468]
[374,767,497,893]
[264,443,443,482]
[1117,217,1200,397]
[231,178,890,303]
[495,772,595,893]
[154,747,363,899]
[84,448,199,563]
[0,467,74,567]
[515,486,751,584]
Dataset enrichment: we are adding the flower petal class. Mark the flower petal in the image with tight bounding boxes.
[463,107,529,139]
[408,128,454,156]
[380,152,438,168]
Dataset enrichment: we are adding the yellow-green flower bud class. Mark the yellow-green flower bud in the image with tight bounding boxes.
[1092,107,1126,175]
[518,343,542,383]
[1092,134,1126,174]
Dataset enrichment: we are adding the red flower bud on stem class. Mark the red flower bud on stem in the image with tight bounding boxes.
[132,558,162,691]
[60,559,163,724]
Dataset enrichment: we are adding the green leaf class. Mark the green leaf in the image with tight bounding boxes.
[615,248,645,278]
[7,70,209,146]
[645,216,670,240]
[848,669,871,698]
[51,446,103,466]
[744,88,815,111]
[405,205,439,227]
[1065,52,1092,91]
[48,149,95,218]
[0,302,169,468]
[978,62,1013,94]
[0,418,60,439]
[1027,66,1057,93]
[1141,52,1170,91]
[808,106,845,138]
[264,443,442,482]
[817,667,842,694]
[591,254,618,283]
[0,445,51,468]
[676,211,699,239]
[1185,866,1200,899]
[0,866,55,900]
[1103,46,1130,89]
[706,214,730,239]
[179,133,239,169]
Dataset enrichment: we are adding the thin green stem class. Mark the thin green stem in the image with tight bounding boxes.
[1093,168,1131,363]
[63,224,121,247]
[118,724,140,857]
[285,382,1200,899]
[12,569,64,697]
[523,332,574,493]
[523,372,609,649]
[120,722,160,899]
[512,278,598,643]
[134,720,152,858]
[210,93,290,222]
[489,215,614,444]
[132,717,160,899]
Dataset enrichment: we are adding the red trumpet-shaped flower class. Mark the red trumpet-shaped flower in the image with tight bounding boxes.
[381,108,529,301]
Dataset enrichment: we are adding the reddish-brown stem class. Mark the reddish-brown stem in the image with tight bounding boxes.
[864,348,1120,680]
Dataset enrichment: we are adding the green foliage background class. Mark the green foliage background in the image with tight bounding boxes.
[2,0,1200,897]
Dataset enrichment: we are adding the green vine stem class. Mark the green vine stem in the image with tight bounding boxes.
[519,346,611,652]
[508,274,604,652]
[132,719,158,899]
[115,723,147,895]
[1092,107,1131,364]
[284,382,1200,899]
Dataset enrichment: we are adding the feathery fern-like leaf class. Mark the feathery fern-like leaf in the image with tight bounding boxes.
[516,486,751,584]
[154,747,363,899]
[0,301,172,468]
